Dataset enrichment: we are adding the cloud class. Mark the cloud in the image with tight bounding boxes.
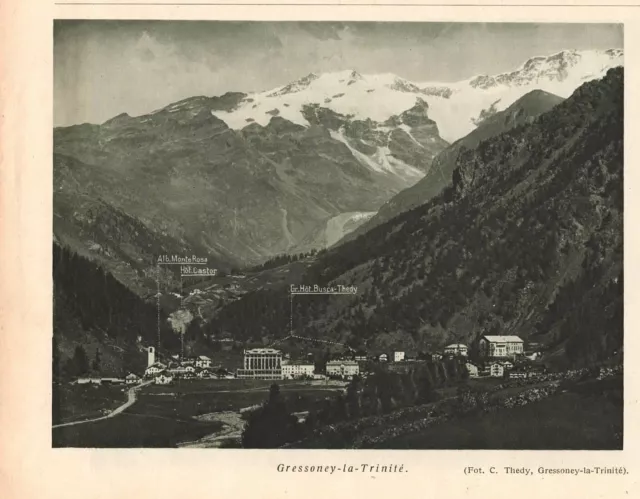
[299,22,347,41]
[54,21,622,126]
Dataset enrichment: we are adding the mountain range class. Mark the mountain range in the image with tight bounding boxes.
[54,48,623,293]
[208,66,623,368]
[344,89,567,239]
[211,49,622,143]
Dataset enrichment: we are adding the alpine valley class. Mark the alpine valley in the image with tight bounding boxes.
[53,48,623,373]
[208,66,624,369]
[54,49,621,275]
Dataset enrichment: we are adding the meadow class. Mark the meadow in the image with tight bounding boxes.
[373,376,623,450]
[53,378,343,447]
[52,383,128,425]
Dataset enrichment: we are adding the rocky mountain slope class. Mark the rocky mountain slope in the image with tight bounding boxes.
[213,49,622,142]
[54,92,448,283]
[54,48,622,296]
[345,90,566,240]
[208,68,623,367]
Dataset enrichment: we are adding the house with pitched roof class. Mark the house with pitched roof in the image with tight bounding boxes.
[195,355,212,368]
[144,362,167,377]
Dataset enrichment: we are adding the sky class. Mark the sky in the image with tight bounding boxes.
[54,21,623,127]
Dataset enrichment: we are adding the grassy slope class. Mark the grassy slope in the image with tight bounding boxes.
[52,413,224,448]
[52,379,343,448]
[52,384,129,425]
[374,377,622,450]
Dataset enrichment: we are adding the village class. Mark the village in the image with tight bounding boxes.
[75,333,547,387]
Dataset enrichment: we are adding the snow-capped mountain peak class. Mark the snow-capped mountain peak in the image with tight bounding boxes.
[211,48,622,142]
[465,49,622,90]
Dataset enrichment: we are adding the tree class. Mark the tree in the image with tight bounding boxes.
[91,348,102,372]
[241,384,301,448]
[346,376,362,419]
[122,349,143,375]
[70,345,89,377]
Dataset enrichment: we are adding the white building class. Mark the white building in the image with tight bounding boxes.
[465,363,479,378]
[281,361,315,379]
[125,373,140,384]
[195,355,212,368]
[154,372,174,385]
[378,353,388,362]
[145,362,167,377]
[236,348,283,380]
[489,363,505,378]
[500,360,514,370]
[393,351,405,362]
[147,346,156,367]
[479,335,524,358]
[77,377,101,385]
[444,344,468,356]
[326,360,359,378]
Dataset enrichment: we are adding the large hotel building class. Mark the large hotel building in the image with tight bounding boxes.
[236,348,283,380]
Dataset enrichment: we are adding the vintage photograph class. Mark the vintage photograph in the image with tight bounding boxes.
[52,21,623,449]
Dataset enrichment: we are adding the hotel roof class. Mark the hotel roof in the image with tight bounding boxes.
[482,335,524,343]
[245,348,282,354]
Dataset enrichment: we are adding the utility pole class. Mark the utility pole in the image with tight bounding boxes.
[180,274,184,360]
[156,262,161,353]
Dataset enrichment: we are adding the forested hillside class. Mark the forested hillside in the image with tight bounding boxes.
[53,242,174,377]
[345,89,566,240]
[207,68,623,367]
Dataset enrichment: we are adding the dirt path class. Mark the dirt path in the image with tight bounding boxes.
[52,380,153,429]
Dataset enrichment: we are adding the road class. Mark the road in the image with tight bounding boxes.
[52,380,153,429]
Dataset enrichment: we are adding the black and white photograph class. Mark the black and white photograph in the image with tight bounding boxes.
[52,21,623,449]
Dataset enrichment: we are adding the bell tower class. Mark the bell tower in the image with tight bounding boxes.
[147,346,156,367]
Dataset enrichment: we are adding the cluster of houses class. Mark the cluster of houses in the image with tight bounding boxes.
[76,376,128,386]
[464,359,546,379]
[442,335,545,379]
[143,351,236,385]
[232,334,540,382]
[380,335,545,379]
[236,348,361,381]
[75,334,542,387]
[137,347,364,385]
[370,335,529,361]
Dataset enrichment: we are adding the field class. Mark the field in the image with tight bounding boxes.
[137,379,343,418]
[52,412,224,448]
[53,378,344,447]
[52,383,128,425]
[374,377,623,450]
